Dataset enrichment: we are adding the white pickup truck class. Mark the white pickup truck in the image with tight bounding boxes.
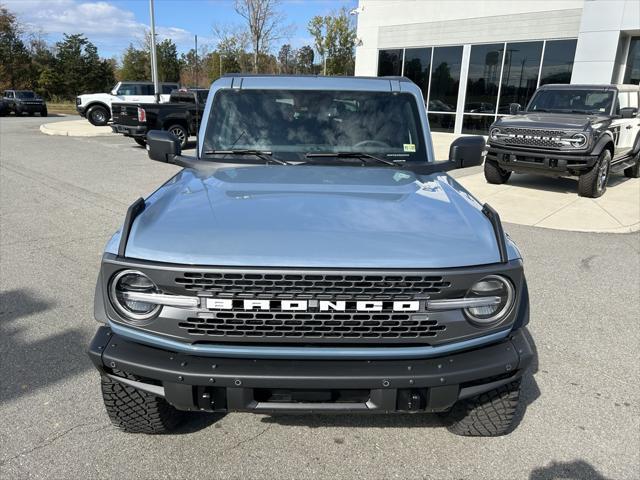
[76,81,179,126]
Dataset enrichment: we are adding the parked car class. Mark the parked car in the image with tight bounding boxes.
[111,89,208,148]
[76,81,179,126]
[2,90,47,116]
[88,75,534,437]
[485,84,640,197]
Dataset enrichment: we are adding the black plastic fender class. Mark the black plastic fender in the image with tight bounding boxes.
[591,133,615,157]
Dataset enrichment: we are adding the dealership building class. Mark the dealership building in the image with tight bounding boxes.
[354,0,640,134]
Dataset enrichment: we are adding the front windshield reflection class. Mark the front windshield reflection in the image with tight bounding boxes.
[203,89,426,163]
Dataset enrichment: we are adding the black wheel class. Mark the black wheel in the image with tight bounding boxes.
[101,373,186,434]
[40,108,48,117]
[166,124,188,149]
[87,105,109,126]
[441,380,521,437]
[624,151,639,178]
[134,137,147,147]
[28,111,34,116]
[484,159,511,184]
[578,149,611,198]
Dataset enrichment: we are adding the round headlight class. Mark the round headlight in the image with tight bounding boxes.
[570,133,588,148]
[109,270,161,322]
[464,275,515,326]
[489,128,501,140]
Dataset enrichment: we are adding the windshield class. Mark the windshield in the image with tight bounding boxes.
[203,89,426,163]
[527,89,614,115]
[16,91,36,99]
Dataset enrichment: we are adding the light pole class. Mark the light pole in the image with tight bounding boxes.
[149,0,160,102]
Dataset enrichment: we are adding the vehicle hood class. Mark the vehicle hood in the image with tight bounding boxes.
[495,112,609,130]
[78,93,114,103]
[116,165,506,268]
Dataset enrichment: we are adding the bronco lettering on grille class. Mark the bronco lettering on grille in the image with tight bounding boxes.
[204,298,421,312]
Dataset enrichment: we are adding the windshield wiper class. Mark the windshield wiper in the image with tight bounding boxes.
[203,149,290,165]
[304,151,397,167]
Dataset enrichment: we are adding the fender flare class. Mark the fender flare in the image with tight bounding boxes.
[591,133,615,157]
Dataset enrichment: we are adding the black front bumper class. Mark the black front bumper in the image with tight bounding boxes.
[76,106,86,117]
[17,103,45,113]
[487,145,598,175]
[88,326,533,414]
[111,124,147,138]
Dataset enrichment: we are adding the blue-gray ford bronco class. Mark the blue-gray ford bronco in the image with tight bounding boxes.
[88,75,533,437]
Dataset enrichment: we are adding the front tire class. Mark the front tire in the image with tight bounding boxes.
[624,151,640,178]
[166,124,189,149]
[40,108,48,117]
[87,105,109,126]
[442,380,521,437]
[578,149,611,198]
[101,373,185,434]
[484,159,512,184]
[134,137,147,147]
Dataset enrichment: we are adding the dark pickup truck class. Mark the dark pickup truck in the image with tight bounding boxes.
[111,89,208,148]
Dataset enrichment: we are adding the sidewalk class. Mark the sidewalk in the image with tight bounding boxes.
[40,119,115,137]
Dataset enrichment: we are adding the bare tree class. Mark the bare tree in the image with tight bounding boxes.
[234,0,288,73]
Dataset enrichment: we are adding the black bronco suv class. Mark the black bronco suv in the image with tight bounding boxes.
[485,84,640,197]
[2,90,48,117]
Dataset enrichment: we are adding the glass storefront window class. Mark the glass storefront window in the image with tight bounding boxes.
[461,115,496,135]
[465,43,504,114]
[428,113,456,133]
[539,39,577,86]
[498,41,543,114]
[623,37,640,85]
[403,48,431,99]
[428,46,463,113]
[377,49,403,76]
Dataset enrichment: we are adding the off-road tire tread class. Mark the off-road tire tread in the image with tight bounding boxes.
[484,159,511,184]
[444,380,521,437]
[578,149,610,197]
[101,373,184,434]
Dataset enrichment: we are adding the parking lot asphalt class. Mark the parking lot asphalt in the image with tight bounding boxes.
[1,116,639,480]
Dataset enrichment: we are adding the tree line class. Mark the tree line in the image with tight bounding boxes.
[0,1,356,101]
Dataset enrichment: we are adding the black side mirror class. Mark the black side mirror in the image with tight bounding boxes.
[449,136,486,169]
[509,103,522,115]
[147,130,181,163]
[619,107,637,119]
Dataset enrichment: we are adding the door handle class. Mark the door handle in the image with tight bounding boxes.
[626,125,633,129]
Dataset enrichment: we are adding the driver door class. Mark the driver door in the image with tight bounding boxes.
[614,91,637,159]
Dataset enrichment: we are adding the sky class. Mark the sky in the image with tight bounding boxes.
[5,0,358,59]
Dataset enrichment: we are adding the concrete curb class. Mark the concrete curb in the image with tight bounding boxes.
[40,120,115,137]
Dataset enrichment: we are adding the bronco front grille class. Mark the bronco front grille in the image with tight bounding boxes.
[174,272,451,300]
[178,311,446,340]
[500,127,568,148]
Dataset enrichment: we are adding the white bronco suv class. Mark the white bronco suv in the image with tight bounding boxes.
[76,81,179,126]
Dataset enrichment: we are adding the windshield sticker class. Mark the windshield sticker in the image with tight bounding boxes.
[403,144,416,152]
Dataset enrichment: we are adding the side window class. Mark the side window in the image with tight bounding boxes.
[617,92,629,114]
[139,84,154,95]
[117,84,138,96]
[161,85,176,94]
